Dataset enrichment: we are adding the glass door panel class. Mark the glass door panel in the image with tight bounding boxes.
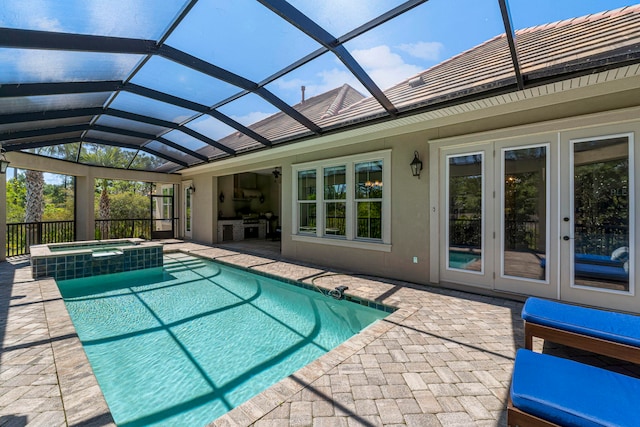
[502,146,548,281]
[439,139,557,295]
[446,153,483,273]
[184,184,193,239]
[151,194,174,239]
[571,136,631,292]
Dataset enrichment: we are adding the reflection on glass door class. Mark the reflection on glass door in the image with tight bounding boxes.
[184,184,193,239]
[447,153,483,273]
[571,136,631,292]
[502,145,548,281]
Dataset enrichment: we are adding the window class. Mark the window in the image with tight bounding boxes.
[297,169,317,234]
[355,161,383,239]
[292,150,391,250]
[324,166,346,236]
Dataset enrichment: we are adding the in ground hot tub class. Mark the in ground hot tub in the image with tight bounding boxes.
[30,238,163,280]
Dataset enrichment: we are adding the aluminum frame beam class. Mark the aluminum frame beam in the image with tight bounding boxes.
[259,0,398,117]
[498,0,524,90]
[0,28,323,136]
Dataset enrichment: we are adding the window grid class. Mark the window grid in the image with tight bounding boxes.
[355,161,383,240]
[293,151,390,245]
[324,166,347,237]
[297,169,317,234]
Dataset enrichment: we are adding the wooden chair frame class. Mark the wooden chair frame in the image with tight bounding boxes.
[507,398,559,427]
[524,321,640,364]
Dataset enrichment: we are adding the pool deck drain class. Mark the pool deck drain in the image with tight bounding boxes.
[5,241,633,426]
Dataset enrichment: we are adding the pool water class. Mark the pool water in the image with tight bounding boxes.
[57,253,388,426]
[448,251,481,269]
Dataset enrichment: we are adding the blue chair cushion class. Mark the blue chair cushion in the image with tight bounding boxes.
[575,253,621,266]
[511,349,640,426]
[539,256,628,281]
[522,297,640,348]
[575,262,628,281]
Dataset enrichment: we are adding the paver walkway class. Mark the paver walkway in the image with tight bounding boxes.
[1,241,599,426]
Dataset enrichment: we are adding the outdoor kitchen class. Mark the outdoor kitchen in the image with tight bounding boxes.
[217,171,280,242]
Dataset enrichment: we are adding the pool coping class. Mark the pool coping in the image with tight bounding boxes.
[30,238,149,257]
[39,276,116,426]
[37,245,418,426]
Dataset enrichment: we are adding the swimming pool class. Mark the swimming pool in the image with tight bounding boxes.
[57,253,389,426]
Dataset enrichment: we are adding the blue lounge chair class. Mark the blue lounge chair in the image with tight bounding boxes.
[509,349,640,427]
[521,297,640,364]
[539,252,628,282]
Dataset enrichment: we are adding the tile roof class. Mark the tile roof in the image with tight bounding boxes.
[201,6,640,153]
[212,84,366,152]
[164,5,640,168]
[318,5,640,128]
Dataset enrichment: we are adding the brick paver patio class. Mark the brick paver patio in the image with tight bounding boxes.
[1,242,537,426]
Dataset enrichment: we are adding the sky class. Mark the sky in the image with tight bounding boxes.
[1,0,637,178]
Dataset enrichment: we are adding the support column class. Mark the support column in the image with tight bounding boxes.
[75,175,95,241]
[1,174,6,261]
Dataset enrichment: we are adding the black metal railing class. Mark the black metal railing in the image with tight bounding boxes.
[357,217,382,239]
[504,219,541,251]
[5,217,181,257]
[574,223,628,255]
[94,218,179,240]
[449,218,481,249]
[95,218,152,240]
[6,220,76,257]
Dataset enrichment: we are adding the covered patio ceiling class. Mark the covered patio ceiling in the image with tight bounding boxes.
[1,0,638,173]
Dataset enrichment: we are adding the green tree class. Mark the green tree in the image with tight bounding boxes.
[6,173,26,223]
[109,192,150,219]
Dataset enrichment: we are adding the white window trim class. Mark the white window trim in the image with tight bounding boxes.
[323,165,347,238]
[568,132,635,296]
[444,151,485,275]
[182,180,193,238]
[292,149,392,250]
[499,143,551,284]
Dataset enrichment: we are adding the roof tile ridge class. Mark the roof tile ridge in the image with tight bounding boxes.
[321,84,351,119]
[330,34,510,117]
[329,4,640,119]
[377,33,508,94]
[516,5,638,35]
[358,32,504,96]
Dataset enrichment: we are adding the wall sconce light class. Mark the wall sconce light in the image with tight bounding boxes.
[219,192,224,203]
[0,143,10,174]
[410,151,423,178]
[272,167,281,182]
[186,185,195,194]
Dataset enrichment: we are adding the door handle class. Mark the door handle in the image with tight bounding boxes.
[563,236,571,241]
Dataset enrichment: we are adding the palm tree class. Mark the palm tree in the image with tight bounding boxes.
[23,145,78,249]
[94,178,111,238]
[21,143,159,240]
[23,144,79,225]
[24,169,44,223]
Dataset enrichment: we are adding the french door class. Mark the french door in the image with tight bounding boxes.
[440,138,558,298]
[560,133,634,304]
[439,132,636,307]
